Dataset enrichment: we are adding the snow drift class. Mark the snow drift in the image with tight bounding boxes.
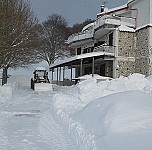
[1,73,152,150]
[51,73,152,150]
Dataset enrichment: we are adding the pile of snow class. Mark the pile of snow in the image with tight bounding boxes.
[78,74,111,80]
[143,75,152,95]
[0,76,31,103]
[76,73,148,104]
[0,84,12,102]
[1,72,152,149]
[73,91,152,150]
[50,73,152,149]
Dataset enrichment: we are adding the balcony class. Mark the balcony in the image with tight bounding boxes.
[94,15,136,30]
[67,28,94,46]
[94,45,115,54]
[67,15,135,47]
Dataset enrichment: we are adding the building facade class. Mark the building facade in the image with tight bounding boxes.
[50,0,152,85]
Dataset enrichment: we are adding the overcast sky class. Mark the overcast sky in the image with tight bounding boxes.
[29,0,128,26]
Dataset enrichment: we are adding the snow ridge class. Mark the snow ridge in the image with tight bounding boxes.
[40,110,76,150]
[51,73,151,149]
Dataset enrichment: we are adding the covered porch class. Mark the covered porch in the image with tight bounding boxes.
[50,52,114,86]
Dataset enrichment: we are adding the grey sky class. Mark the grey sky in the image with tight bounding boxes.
[29,0,128,26]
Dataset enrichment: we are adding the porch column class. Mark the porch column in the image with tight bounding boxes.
[80,59,83,76]
[63,66,65,86]
[71,64,73,81]
[59,67,61,83]
[57,67,58,85]
[92,57,95,77]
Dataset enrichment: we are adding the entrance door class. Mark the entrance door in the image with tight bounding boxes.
[100,64,105,76]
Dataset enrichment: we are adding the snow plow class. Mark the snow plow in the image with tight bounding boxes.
[31,67,53,91]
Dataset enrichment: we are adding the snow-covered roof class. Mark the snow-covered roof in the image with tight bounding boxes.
[128,0,134,3]
[50,52,114,68]
[97,4,128,16]
[128,0,137,4]
[82,23,94,32]
[35,67,47,71]
[118,25,135,32]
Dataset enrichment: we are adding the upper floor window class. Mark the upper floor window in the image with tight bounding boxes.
[98,41,105,46]
[83,47,94,54]
[109,33,113,46]
[77,47,81,55]
[83,48,88,54]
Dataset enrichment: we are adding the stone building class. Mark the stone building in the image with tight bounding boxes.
[50,0,152,85]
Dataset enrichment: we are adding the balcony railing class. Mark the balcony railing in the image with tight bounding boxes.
[67,15,135,45]
[94,45,115,54]
[94,15,136,30]
[67,29,94,44]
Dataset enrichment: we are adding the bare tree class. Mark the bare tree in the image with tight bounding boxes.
[0,0,41,85]
[39,14,70,66]
[69,18,95,34]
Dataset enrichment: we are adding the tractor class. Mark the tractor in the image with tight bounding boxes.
[31,67,50,90]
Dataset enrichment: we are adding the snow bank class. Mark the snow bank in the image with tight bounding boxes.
[0,84,12,102]
[0,76,31,103]
[74,91,152,150]
[51,73,152,149]
[143,75,152,95]
[77,73,148,104]
[77,74,111,80]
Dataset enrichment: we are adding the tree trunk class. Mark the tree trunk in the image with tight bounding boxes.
[2,67,8,86]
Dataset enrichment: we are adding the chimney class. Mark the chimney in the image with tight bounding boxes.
[100,5,105,13]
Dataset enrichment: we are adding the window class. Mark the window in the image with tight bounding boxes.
[98,41,105,46]
[94,43,98,47]
[77,47,81,55]
[109,33,113,46]
[83,48,87,54]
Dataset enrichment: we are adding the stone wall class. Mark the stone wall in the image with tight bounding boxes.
[135,27,149,76]
[118,31,135,57]
[105,61,113,77]
[117,61,135,77]
[117,31,136,77]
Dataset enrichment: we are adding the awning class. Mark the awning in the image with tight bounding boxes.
[50,51,114,68]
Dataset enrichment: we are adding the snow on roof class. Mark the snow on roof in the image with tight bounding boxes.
[128,0,137,4]
[82,23,94,32]
[128,0,134,3]
[50,52,114,68]
[97,3,128,16]
[118,25,135,32]
[35,67,47,71]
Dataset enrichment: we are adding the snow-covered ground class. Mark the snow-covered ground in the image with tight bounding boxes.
[0,72,152,149]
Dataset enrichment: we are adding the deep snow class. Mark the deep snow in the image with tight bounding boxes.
[0,72,152,149]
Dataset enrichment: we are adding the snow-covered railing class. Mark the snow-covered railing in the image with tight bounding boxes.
[67,29,94,44]
[94,15,136,29]
[120,17,136,27]
[94,45,115,54]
